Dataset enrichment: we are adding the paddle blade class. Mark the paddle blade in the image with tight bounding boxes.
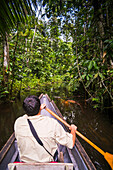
[104,152,113,169]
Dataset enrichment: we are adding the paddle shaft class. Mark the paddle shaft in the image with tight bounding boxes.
[45,107,105,156]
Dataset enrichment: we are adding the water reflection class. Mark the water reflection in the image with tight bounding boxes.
[0,90,113,170]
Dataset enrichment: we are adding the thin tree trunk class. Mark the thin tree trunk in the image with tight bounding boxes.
[92,0,105,58]
[31,24,37,49]
[3,33,9,88]
[10,25,19,95]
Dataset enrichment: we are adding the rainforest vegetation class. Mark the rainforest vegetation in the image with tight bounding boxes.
[0,0,113,119]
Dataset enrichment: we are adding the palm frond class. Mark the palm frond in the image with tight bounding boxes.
[0,0,38,36]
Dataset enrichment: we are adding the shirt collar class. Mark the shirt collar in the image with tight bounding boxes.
[23,114,43,120]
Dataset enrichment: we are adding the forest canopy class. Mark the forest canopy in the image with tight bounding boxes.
[0,0,113,116]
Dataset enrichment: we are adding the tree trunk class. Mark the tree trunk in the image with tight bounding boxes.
[3,33,9,88]
[31,24,37,49]
[10,25,19,95]
[92,0,105,57]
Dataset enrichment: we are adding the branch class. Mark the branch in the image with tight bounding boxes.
[101,80,113,100]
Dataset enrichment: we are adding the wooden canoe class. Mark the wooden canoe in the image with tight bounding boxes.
[0,94,96,170]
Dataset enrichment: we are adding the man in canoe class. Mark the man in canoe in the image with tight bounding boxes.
[14,95,77,163]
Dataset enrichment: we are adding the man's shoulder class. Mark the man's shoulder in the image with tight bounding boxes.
[41,115,58,124]
[14,114,27,126]
[47,116,60,125]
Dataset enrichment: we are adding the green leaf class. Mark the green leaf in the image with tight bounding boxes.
[86,75,89,80]
[94,73,98,79]
[88,61,93,71]
[93,61,98,69]
[93,104,99,109]
[99,72,104,79]
[1,90,9,94]
[81,74,86,79]
[92,98,99,102]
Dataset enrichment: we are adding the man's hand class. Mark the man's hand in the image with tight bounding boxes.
[40,104,46,110]
[69,124,77,147]
[69,124,77,133]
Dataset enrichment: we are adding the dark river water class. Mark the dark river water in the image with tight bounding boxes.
[0,89,113,170]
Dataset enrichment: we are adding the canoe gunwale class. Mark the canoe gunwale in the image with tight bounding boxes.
[0,133,15,163]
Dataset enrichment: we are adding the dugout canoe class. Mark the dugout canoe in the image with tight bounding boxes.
[0,94,96,170]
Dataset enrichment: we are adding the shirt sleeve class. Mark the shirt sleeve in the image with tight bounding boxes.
[54,120,73,149]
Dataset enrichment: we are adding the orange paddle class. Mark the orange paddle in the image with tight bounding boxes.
[45,107,113,169]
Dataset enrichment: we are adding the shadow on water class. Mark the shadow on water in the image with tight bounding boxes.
[0,87,113,170]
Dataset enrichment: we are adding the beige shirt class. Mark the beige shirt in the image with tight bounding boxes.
[14,114,73,163]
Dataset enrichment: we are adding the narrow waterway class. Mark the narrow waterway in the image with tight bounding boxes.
[0,89,113,170]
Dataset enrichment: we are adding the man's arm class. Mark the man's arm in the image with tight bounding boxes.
[69,124,77,147]
[42,104,77,148]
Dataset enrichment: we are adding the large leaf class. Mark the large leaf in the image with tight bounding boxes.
[0,0,38,36]
[88,61,93,71]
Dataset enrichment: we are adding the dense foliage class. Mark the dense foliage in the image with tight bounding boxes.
[0,0,113,118]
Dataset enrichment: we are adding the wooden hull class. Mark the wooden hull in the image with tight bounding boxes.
[0,94,96,170]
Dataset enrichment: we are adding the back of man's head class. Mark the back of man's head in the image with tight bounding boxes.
[23,95,41,116]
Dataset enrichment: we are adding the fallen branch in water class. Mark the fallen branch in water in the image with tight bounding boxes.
[66,100,84,113]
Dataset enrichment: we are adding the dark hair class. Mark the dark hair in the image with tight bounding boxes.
[23,95,41,116]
